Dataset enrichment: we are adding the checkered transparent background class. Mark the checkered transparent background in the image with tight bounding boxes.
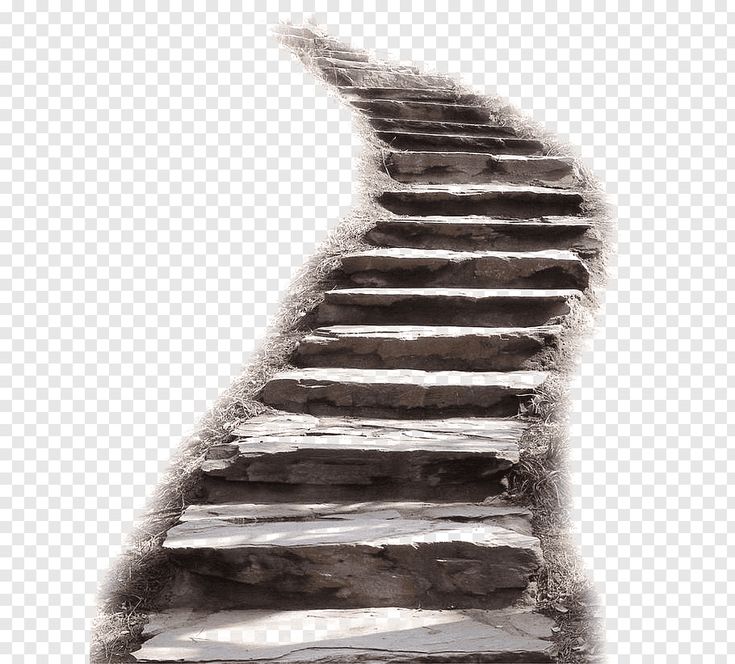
[1,3,733,662]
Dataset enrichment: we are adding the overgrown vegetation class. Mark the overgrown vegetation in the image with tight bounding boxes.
[91,22,615,663]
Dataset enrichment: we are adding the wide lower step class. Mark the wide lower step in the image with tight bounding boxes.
[339,248,590,289]
[258,367,547,417]
[201,411,528,502]
[377,130,543,154]
[384,151,576,187]
[163,501,542,610]
[294,324,561,372]
[353,99,494,123]
[322,67,452,89]
[371,117,519,137]
[379,185,584,218]
[315,288,577,327]
[366,215,599,253]
[134,607,555,663]
[343,86,484,103]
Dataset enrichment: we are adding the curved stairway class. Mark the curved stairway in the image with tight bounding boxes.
[133,24,600,664]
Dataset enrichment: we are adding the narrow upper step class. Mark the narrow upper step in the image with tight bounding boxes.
[339,247,590,289]
[366,215,599,253]
[342,86,483,103]
[315,287,578,327]
[353,98,494,123]
[163,500,543,609]
[258,367,547,417]
[377,130,544,154]
[134,607,555,662]
[314,57,419,73]
[378,184,584,218]
[201,409,528,502]
[384,151,576,187]
[294,324,561,372]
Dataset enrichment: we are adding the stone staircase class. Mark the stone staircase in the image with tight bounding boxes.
[132,23,600,664]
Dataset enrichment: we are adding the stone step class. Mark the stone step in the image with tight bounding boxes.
[294,324,561,372]
[314,57,419,73]
[384,151,576,187]
[377,130,543,154]
[134,607,555,662]
[258,367,547,417]
[339,248,590,289]
[322,49,370,62]
[371,117,518,136]
[201,411,528,502]
[353,99,494,123]
[378,184,584,218]
[366,215,599,253]
[343,86,482,103]
[162,501,543,610]
[322,67,453,89]
[315,287,577,327]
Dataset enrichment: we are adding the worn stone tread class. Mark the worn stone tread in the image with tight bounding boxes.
[323,68,453,89]
[258,367,547,417]
[342,86,483,103]
[315,287,578,327]
[378,184,583,218]
[134,607,555,662]
[339,247,589,289]
[376,130,544,154]
[366,215,598,253]
[163,501,543,609]
[314,57,419,73]
[353,99,494,123]
[294,324,561,371]
[371,117,519,136]
[384,151,576,186]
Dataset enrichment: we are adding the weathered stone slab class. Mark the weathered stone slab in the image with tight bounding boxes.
[322,67,453,89]
[385,152,576,187]
[339,248,589,289]
[353,99,494,123]
[314,57,419,73]
[315,287,577,327]
[370,117,518,136]
[366,215,599,253]
[258,367,547,417]
[163,501,543,609]
[376,130,543,154]
[134,607,555,662]
[343,87,483,103]
[379,184,583,218]
[294,324,561,371]
[200,419,523,501]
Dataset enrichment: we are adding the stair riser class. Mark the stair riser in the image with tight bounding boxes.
[340,257,589,290]
[377,131,543,154]
[385,153,575,186]
[260,380,537,418]
[200,450,513,503]
[354,100,493,123]
[366,221,598,253]
[167,542,542,610]
[379,191,583,218]
[294,330,557,371]
[316,296,570,328]
[371,118,518,136]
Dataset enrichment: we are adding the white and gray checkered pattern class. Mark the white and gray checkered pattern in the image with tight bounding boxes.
[1,4,733,662]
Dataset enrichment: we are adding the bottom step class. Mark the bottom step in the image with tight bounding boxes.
[135,607,555,662]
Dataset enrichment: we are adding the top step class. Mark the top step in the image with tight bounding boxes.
[314,57,419,73]
[322,67,454,89]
